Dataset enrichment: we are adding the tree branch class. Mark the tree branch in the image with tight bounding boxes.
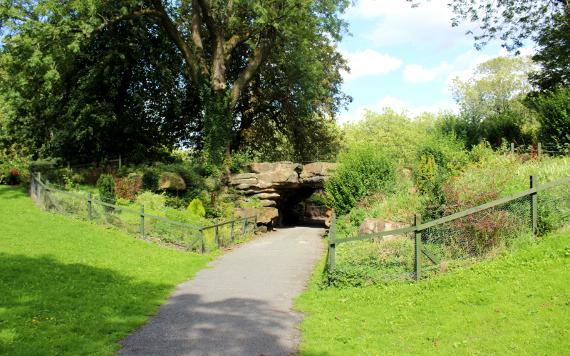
[150,0,201,86]
[191,0,204,51]
[230,29,275,108]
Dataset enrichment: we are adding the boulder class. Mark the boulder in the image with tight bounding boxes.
[300,162,336,184]
[253,192,281,200]
[358,218,386,235]
[257,207,279,225]
[259,199,277,207]
[159,172,186,191]
[248,162,302,174]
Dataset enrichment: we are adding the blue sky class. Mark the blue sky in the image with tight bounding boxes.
[337,0,533,123]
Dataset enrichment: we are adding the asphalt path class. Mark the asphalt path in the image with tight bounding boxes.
[119,226,324,356]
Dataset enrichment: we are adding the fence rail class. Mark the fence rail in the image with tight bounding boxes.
[327,174,570,281]
[30,173,257,253]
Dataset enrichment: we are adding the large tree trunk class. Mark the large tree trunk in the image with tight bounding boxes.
[203,89,233,165]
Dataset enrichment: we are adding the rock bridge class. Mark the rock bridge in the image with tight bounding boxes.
[230,162,335,229]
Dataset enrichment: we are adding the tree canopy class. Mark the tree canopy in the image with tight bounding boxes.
[0,0,350,163]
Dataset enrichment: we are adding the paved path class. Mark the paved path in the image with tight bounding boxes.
[119,226,324,356]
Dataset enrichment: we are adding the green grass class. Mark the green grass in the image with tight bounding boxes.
[0,186,212,355]
[296,229,570,355]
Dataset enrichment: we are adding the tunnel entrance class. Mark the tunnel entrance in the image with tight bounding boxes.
[276,187,328,227]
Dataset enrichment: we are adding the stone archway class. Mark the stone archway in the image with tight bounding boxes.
[230,162,335,229]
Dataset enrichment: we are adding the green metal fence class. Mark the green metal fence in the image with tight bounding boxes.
[327,175,570,282]
[30,173,257,253]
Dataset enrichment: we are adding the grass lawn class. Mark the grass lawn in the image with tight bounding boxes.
[0,186,212,355]
[296,229,570,355]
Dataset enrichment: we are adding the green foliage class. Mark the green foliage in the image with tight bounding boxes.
[447,0,566,51]
[326,147,395,215]
[530,10,570,91]
[447,56,539,147]
[528,86,570,147]
[142,170,159,192]
[96,174,116,206]
[135,191,166,212]
[187,198,206,218]
[0,0,350,164]
[0,145,31,185]
[0,186,210,354]
[343,109,433,166]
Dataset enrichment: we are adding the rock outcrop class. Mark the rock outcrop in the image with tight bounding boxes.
[230,161,336,228]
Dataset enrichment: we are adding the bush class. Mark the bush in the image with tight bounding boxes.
[96,174,116,206]
[115,175,142,201]
[187,198,206,218]
[529,86,570,147]
[325,147,395,215]
[135,191,166,212]
[6,168,21,185]
[142,170,159,191]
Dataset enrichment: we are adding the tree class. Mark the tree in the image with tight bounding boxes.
[445,0,569,51]
[449,56,539,146]
[0,0,348,161]
[530,10,570,91]
[527,86,570,147]
[0,0,349,164]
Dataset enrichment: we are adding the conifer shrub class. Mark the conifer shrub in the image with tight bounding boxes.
[96,174,116,207]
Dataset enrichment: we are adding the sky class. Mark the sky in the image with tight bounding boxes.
[337,0,534,123]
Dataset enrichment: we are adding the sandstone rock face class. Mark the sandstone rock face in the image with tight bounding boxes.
[358,218,406,241]
[300,162,336,185]
[359,218,386,235]
[159,172,186,191]
[230,161,336,228]
[234,207,279,226]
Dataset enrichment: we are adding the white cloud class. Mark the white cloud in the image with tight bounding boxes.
[403,62,451,83]
[342,48,403,80]
[347,0,476,51]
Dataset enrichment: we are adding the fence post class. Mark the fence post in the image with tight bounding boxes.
[511,142,515,155]
[118,155,122,170]
[538,142,542,158]
[140,204,145,238]
[414,214,422,281]
[328,212,336,269]
[530,176,538,236]
[215,225,220,248]
[200,229,205,253]
[230,221,235,242]
[87,192,93,220]
[242,218,247,235]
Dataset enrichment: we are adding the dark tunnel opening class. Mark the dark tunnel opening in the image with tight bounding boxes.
[276,187,329,227]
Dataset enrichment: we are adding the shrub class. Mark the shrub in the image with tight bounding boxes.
[115,175,142,201]
[187,198,206,218]
[96,174,116,206]
[529,86,570,147]
[326,147,395,215]
[135,191,166,212]
[7,168,21,185]
[142,170,159,191]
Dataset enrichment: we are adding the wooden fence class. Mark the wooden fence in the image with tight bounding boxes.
[327,174,570,281]
[30,173,257,253]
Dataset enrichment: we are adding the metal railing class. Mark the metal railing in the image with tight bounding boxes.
[30,173,257,253]
[327,174,570,282]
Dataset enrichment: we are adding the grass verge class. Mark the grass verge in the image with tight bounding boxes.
[0,186,212,355]
[296,229,570,355]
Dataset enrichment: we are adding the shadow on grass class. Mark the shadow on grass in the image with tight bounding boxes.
[0,253,172,355]
[0,185,27,200]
